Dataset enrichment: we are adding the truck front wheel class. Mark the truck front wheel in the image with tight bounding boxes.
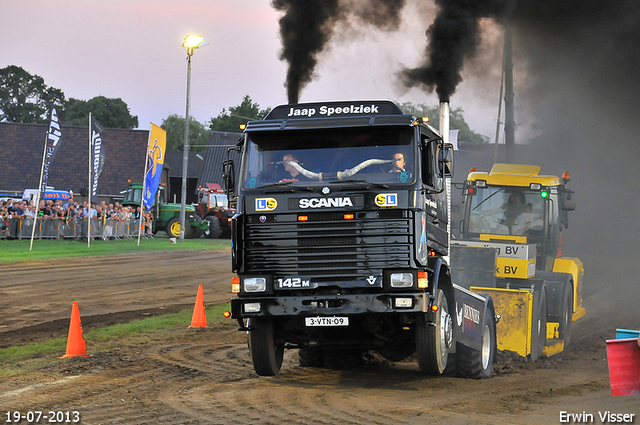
[248,317,284,376]
[416,289,452,375]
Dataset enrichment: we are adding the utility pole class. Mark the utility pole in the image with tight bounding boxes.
[503,24,516,162]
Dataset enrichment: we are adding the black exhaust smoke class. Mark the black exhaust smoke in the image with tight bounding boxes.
[272,0,342,104]
[401,0,515,102]
[272,0,406,104]
[273,0,640,110]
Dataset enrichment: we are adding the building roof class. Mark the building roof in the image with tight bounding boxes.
[0,121,148,196]
[198,131,243,188]
[165,151,204,179]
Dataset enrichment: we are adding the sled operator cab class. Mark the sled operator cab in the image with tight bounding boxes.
[454,164,585,360]
[223,101,497,379]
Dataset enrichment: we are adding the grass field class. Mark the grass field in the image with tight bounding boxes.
[0,237,232,263]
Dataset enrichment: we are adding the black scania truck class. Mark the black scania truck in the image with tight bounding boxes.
[224,100,496,378]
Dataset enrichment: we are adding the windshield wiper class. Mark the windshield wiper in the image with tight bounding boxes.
[329,179,390,190]
[472,188,504,211]
[255,182,314,193]
[255,181,292,189]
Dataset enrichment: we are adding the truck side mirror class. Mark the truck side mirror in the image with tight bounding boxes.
[223,159,235,200]
[560,189,576,211]
[439,143,454,178]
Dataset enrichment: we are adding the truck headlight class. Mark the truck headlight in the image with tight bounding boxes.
[244,277,267,293]
[390,273,414,288]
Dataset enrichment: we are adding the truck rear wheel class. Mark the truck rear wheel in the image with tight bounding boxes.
[416,289,452,375]
[457,305,496,379]
[558,286,572,348]
[204,216,221,239]
[248,317,284,376]
[299,346,323,367]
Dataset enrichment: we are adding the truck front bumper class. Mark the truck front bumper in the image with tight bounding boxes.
[231,292,434,320]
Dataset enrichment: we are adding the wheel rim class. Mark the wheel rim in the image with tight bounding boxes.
[482,324,491,369]
[440,308,453,355]
[170,221,181,236]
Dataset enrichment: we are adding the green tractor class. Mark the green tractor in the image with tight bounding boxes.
[121,181,209,238]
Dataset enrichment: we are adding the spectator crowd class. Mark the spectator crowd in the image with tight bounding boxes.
[1,198,154,239]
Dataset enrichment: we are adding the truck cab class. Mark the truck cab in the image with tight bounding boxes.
[225,101,497,378]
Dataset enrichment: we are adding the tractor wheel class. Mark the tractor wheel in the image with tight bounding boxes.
[248,317,284,376]
[188,216,204,239]
[204,216,221,239]
[166,217,191,239]
[457,305,496,379]
[416,289,452,375]
[558,286,573,348]
[189,226,203,239]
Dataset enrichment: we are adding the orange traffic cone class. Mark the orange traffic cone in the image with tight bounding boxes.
[189,284,208,328]
[60,302,90,358]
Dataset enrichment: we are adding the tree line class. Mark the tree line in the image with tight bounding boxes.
[0,65,488,151]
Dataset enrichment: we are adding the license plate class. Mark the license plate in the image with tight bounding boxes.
[305,316,349,327]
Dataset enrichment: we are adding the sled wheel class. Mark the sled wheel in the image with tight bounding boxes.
[558,286,572,348]
[532,289,547,360]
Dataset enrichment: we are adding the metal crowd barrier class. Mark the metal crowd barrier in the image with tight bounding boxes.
[0,217,149,240]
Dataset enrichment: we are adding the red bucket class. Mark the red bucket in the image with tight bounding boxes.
[606,338,640,397]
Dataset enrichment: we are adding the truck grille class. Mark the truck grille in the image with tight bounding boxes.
[244,211,412,282]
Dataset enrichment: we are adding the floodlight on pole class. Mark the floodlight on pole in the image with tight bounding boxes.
[179,34,207,243]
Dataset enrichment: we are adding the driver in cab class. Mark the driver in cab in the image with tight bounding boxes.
[501,191,533,234]
[390,152,407,173]
[280,153,308,182]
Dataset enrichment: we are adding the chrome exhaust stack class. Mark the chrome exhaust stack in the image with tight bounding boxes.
[439,101,451,261]
[439,101,450,144]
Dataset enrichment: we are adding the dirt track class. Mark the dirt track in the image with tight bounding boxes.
[0,249,638,424]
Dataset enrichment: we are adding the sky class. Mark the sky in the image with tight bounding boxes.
[3,0,640,331]
[1,0,504,139]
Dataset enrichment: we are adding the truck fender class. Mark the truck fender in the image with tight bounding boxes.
[427,257,453,309]
[451,283,494,355]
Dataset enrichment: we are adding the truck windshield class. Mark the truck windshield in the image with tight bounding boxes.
[241,126,415,189]
[467,186,546,237]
